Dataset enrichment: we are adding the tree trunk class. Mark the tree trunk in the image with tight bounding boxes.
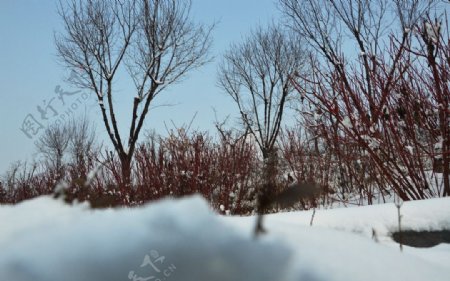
[255,147,277,236]
[119,154,132,193]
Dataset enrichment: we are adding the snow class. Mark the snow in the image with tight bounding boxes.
[341,116,352,129]
[0,195,449,281]
[361,135,381,150]
[53,181,69,198]
[435,137,443,150]
[425,21,440,43]
[405,145,414,154]
[85,165,102,186]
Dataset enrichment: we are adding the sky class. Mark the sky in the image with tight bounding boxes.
[0,0,281,174]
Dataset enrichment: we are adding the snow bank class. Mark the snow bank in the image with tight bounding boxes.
[0,196,290,281]
[263,197,450,240]
[0,196,449,281]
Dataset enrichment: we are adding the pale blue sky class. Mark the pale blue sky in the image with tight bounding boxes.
[0,0,281,174]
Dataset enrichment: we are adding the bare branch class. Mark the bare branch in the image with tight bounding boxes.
[218,24,307,157]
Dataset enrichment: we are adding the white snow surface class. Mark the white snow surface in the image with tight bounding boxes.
[0,195,449,281]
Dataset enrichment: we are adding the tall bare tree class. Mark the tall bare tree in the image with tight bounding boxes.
[218,25,306,160]
[218,25,306,234]
[55,0,212,189]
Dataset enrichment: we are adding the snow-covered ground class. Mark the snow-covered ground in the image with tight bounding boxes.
[0,195,449,281]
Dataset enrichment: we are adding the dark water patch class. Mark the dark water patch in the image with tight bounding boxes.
[392,230,450,248]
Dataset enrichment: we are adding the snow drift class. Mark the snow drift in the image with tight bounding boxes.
[0,195,449,281]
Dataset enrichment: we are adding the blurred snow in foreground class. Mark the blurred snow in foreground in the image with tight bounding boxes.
[0,195,449,281]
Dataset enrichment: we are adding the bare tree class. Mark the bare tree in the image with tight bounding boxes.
[36,123,72,181]
[218,25,306,160]
[218,25,306,235]
[55,0,213,189]
[68,116,98,181]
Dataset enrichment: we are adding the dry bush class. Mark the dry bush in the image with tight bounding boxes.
[289,28,450,202]
[282,0,449,202]
[133,128,259,214]
[1,162,54,204]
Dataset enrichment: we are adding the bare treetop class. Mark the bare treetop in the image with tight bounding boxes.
[129,0,213,97]
[218,25,306,157]
[280,0,440,124]
[280,0,439,64]
[56,0,139,90]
